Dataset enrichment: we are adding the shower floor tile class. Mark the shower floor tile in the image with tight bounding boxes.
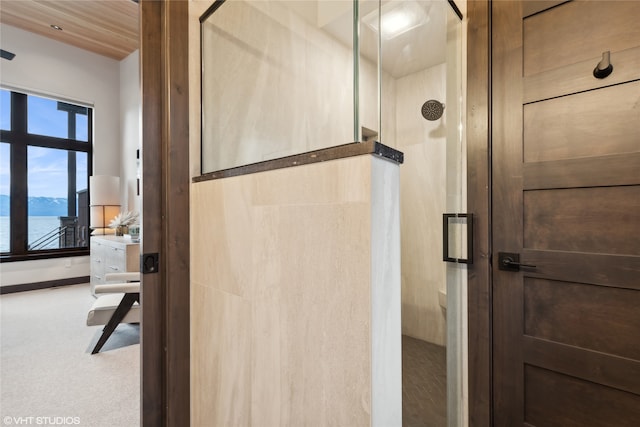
[402,335,447,427]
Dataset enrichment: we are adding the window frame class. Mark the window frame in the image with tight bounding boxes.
[0,89,93,262]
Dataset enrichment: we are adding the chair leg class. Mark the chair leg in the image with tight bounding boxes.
[91,292,140,354]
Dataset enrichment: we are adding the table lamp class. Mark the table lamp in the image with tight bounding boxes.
[89,175,120,235]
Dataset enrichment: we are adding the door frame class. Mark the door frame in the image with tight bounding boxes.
[138,0,493,424]
[140,0,190,425]
[467,1,492,425]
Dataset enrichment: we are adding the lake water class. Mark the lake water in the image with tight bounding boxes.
[0,216,71,252]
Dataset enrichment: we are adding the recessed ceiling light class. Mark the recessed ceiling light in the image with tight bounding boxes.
[363,1,430,40]
[50,24,63,31]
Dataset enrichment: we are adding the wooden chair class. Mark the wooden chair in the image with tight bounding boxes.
[86,272,140,354]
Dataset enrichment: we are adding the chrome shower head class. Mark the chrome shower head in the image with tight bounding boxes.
[421,100,445,121]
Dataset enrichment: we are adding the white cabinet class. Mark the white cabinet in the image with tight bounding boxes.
[90,236,140,295]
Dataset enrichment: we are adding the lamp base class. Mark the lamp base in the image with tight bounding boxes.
[91,228,116,236]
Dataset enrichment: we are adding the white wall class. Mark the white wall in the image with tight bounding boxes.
[0,257,89,287]
[0,24,121,176]
[120,50,141,213]
[0,24,138,287]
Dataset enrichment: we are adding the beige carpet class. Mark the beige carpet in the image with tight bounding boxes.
[0,284,139,426]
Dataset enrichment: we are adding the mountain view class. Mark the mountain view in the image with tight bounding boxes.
[0,195,70,216]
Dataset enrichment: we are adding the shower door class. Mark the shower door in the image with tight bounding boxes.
[359,1,466,425]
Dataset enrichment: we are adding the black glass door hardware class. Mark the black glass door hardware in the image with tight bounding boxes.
[443,213,473,264]
[593,50,613,79]
[497,252,537,272]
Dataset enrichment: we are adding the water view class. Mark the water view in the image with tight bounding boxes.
[0,216,75,252]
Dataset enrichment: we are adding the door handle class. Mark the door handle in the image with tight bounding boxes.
[443,213,473,264]
[498,252,536,271]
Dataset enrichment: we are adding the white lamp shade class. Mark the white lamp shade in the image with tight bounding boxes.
[90,205,121,229]
[90,175,120,206]
[90,175,120,234]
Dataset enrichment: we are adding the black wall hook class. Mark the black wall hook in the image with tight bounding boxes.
[593,51,613,79]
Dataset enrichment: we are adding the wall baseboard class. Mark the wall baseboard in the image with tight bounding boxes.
[0,276,90,295]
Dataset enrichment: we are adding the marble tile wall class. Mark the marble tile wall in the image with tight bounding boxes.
[191,155,401,426]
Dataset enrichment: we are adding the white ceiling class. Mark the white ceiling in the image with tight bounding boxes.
[325,0,449,78]
[281,0,452,79]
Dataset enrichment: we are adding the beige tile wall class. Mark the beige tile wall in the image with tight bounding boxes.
[199,0,388,173]
[393,63,448,346]
[190,0,448,348]
[191,155,401,426]
[188,0,468,423]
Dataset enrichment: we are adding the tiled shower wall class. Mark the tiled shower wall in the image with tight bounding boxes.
[393,63,448,346]
[199,0,392,173]
[194,0,449,347]
[190,155,401,425]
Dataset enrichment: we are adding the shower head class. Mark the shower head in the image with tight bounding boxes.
[421,100,445,121]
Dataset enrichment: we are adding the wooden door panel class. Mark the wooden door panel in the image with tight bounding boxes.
[524,278,640,359]
[522,250,640,290]
[525,366,640,427]
[523,0,640,76]
[524,81,640,162]
[524,153,640,189]
[522,1,567,19]
[524,337,640,396]
[523,186,640,255]
[492,1,640,424]
[524,46,640,103]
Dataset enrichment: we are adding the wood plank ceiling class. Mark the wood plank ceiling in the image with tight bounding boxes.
[0,0,139,60]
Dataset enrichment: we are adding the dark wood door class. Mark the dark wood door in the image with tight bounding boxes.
[492,1,640,425]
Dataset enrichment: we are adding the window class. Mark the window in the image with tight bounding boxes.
[0,89,92,259]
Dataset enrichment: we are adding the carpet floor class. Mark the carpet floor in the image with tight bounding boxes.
[0,284,139,426]
[1,284,447,427]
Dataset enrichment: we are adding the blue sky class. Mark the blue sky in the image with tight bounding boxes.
[1,90,88,198]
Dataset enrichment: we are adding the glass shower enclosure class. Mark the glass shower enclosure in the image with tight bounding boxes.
[200,1,466,425]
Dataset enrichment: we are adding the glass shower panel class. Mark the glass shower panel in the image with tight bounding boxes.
[375,0,464,425]
[376,0,448,149]
[445,3,467,426]
[200,0,358,173]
